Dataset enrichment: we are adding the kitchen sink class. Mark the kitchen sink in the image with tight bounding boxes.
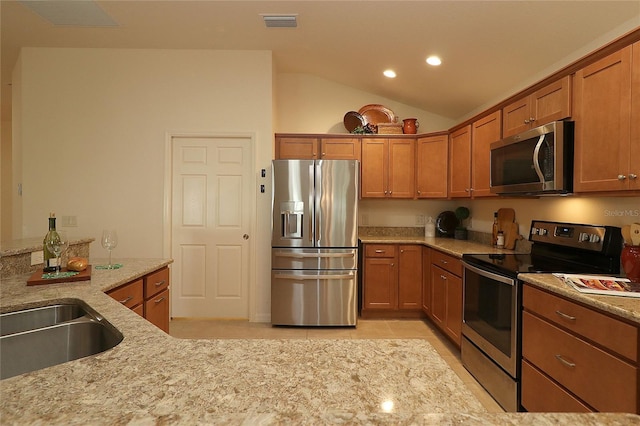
[0,303,88,336]
[0,302,123,380]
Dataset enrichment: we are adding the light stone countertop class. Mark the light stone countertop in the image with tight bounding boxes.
[519,273,640,325]
[359,235,517,257]
[2,258,640,424]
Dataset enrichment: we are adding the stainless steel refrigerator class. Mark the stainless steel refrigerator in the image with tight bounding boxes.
[271,159,359,326]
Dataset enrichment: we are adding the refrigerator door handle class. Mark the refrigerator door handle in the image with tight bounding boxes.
[273,251,355,259]
[273,273,355,280]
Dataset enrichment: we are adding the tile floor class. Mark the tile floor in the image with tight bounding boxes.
[169,317,505,413]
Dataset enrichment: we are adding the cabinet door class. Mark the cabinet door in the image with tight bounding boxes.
[445,272,463,347]
[471,110,501,197]
[431,266,447,328]
[530,76,571,128]
[388,138,415,198]
[276,136,319,159]
[363,257,397,310]
[145,288,170,333]
[107,279,144,310]
[448,125,472,198]
[361,138,389,198]
[573,46,633,192]
[398,245,422,310]
[321,137,361,160]
[421,248,431,315]
[631,41,640,191]
[416,135,448,198]
[502,97,531,138]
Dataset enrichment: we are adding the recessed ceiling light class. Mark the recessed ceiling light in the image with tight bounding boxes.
[426,56,442,66]
[383,70,396,78]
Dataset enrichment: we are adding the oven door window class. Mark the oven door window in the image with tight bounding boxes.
[464,266,515,357]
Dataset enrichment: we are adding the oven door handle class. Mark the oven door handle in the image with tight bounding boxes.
[462,261,517,286]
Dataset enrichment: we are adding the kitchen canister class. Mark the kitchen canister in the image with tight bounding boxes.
[402,118,419,134]
[425,216,436,238]
[621,244,640,282]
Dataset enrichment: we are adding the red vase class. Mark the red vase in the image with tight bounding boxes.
[621,244,640,282]
[402,118,419,134]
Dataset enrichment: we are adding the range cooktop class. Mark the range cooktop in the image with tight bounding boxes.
[463,220,624,278]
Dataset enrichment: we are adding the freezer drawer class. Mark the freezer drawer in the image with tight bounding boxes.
[271,270,357,326]
[272,248,357,271]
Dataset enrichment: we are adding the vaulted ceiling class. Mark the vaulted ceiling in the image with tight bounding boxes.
[2,1,639,122]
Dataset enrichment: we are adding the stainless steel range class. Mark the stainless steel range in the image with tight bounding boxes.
[461,220,623,412]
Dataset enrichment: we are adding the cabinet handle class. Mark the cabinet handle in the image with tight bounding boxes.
[417,190,421,195]
[322,152,326,157]
[118,296,133,305]
[440,275,447,280]
[400,249,404,253]
[524,119,530,124]
[555,354,576,368]
[630,173,638,180]
[555,310,576,321]
[391,263,395,267]
[618,174,627,181]
[154,296,166,304]
[529,117,536,122]
[155,280,166,287]
[375,250,385,254]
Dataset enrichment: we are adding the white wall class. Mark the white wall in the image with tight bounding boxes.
[15,47,274,321]
[276,73,455,133]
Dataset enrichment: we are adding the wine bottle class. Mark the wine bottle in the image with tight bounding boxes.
[43,213,59,272]
[492,212,499,247]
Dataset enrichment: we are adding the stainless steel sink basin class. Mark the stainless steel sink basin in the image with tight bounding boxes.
[0,303,88,336]
[0,302,123,380]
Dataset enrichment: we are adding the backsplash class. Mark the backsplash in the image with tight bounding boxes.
[0,238,93,278]
[359,226,532,253]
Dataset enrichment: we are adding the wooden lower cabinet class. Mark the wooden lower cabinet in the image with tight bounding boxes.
[522,284,639,413]
[427,250,463,347]
[362,244,422,317]
[107,266,170,333]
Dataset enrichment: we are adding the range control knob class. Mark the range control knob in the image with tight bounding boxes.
[539,228,548,236]
[579,232,590,242]
[589,234,601,243]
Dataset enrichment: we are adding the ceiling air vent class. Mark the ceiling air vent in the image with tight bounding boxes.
[261,14,298,28]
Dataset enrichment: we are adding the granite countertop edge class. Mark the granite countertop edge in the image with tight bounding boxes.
[2,257,640,424]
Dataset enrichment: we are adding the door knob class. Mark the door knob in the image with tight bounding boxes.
[243,234,249,240]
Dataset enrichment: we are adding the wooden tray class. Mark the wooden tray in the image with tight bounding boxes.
[27,266,92,286]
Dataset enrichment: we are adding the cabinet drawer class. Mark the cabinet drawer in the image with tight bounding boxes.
[522,360,592,413]
[145,288,169,333]
[107,279,144,309]
[365,244,396,258]
[430,250,462,276]
[523,285,638,361]
[522,311,637,413]
[144,267,170,299]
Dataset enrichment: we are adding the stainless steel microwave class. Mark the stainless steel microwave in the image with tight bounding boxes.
[490,121,574,195]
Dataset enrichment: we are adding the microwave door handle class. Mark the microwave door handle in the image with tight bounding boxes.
[532,135,546,184]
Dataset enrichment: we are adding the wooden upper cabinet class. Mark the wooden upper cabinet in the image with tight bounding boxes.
[361,137,415,198]
[573,44,639,192]
[276,136,319,159]
[275,135,360,160]
[448,125,472,198]
[502,76,572,137]
[388,138,415,198]
[319,137,361,161]
[416,134,448,198]
[471,110,501,198]
[361,138,389,198]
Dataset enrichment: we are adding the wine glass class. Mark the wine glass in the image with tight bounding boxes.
[101,229,119,269]
[46,231,69,275]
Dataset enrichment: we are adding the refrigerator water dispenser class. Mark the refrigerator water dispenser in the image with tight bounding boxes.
[280,201,304,239]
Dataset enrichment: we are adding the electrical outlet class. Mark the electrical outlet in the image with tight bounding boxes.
[31,250,44,266]
[416,214,425,225]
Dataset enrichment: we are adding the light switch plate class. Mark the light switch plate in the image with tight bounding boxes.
[31,250,44,266]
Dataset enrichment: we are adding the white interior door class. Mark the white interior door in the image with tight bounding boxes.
[171,136,252,318]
